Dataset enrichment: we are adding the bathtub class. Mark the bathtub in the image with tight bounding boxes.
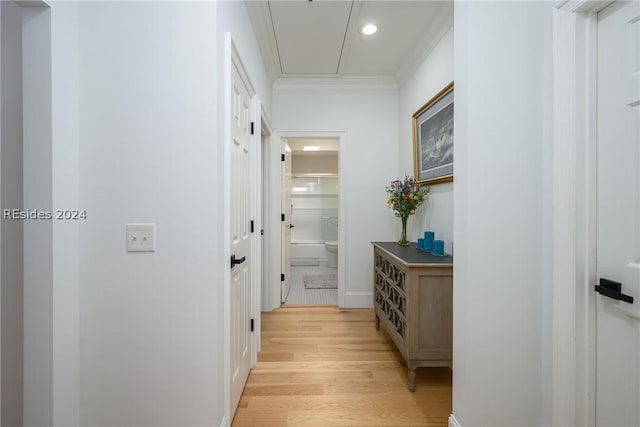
[291,240,329,266]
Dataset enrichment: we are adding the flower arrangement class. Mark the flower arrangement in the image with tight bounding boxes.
[386,176,429,217]
[386,176,429,245]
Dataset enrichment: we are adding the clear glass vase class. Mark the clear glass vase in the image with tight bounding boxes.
[399,214,409,246]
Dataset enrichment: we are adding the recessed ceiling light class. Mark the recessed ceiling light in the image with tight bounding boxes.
[361,24,378,36]
[292,187,308,192]
[303,146,320,151]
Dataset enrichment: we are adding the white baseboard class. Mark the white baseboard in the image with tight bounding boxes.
[343,291,373,308]
[449,414,462,427]
[220,414,229,427]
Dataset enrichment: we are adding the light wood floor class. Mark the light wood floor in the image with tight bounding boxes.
[232,306,452,427]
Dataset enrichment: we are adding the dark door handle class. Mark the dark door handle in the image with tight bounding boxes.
[230,254,246,268]
[595,278,634,304]
[289,224,295,229]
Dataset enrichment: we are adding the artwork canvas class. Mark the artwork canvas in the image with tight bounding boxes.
[413,82,454,185]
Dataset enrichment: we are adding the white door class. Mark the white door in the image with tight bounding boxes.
[230,61,253,415]
[281,142,292,303]
[596,2,640,426]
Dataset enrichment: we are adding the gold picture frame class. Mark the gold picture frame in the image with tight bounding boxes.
[412,82,454,185]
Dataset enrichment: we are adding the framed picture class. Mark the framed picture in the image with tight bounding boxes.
[413,82,454,185]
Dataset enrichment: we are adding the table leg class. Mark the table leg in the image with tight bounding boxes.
[407,363,417,392]
[375,314,380,330]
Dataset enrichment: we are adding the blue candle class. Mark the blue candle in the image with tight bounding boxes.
[417,238,425,249]
[424,231,435,251]
[433,240,445,256]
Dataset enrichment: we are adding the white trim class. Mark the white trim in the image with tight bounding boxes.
[276,130,347,308]
[14,0,48,8]
[231,40,256,99]
[336,132,346,308]
[257,106,275,313]
[0,3,3,423]
[250,96,262,367]
[557,0,614,13]
[579,12,598,427]
[219,414,229,427]
[222,32,232,427]
[448,414,462,427]
[552,9,578,426]
[273,77,398,92]
[344,291,373,308]
[261,105,273,136]
[552,5,599,427]
[395,1,454,85]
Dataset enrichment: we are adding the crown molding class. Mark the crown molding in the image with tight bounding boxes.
[556,0,613,13]
[395,1,454,86]
[244,0,280,82]
[273,76,398,92]
[15,0,49,7]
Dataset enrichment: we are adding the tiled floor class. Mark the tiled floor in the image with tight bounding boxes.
[284,262,338,305]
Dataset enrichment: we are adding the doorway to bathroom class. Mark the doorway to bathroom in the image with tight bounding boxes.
[282,137,340,305]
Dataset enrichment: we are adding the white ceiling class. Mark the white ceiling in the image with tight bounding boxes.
[268,1,353,74]
[246,0,453,80]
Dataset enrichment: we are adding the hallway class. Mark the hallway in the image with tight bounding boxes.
[232,307,451,426]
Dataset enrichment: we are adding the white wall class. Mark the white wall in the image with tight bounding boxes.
[1,2,24,425]
[452,2,553,426]
[22,5,54,425]
[273,84,399,307]
[6,4,80,424]
[51,2,81,424]
[74,2,222,425]
[68,1,273,424]
[398,26,454,254]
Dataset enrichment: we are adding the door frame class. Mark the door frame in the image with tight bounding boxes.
[250,102,271,365]
[552,2,614,426]
[281,141,292,304]
[271,131,347,307]
[256,106,273,354]
[223,33,260,422]
[262,125,282,312]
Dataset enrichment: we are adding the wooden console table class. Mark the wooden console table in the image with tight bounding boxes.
[372,242,453,391]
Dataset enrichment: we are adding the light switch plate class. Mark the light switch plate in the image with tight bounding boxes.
[126,223,156,252]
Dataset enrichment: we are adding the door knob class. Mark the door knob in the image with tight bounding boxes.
[230,254,246,268]
[289,224,295,229]
[595,278,634,304]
